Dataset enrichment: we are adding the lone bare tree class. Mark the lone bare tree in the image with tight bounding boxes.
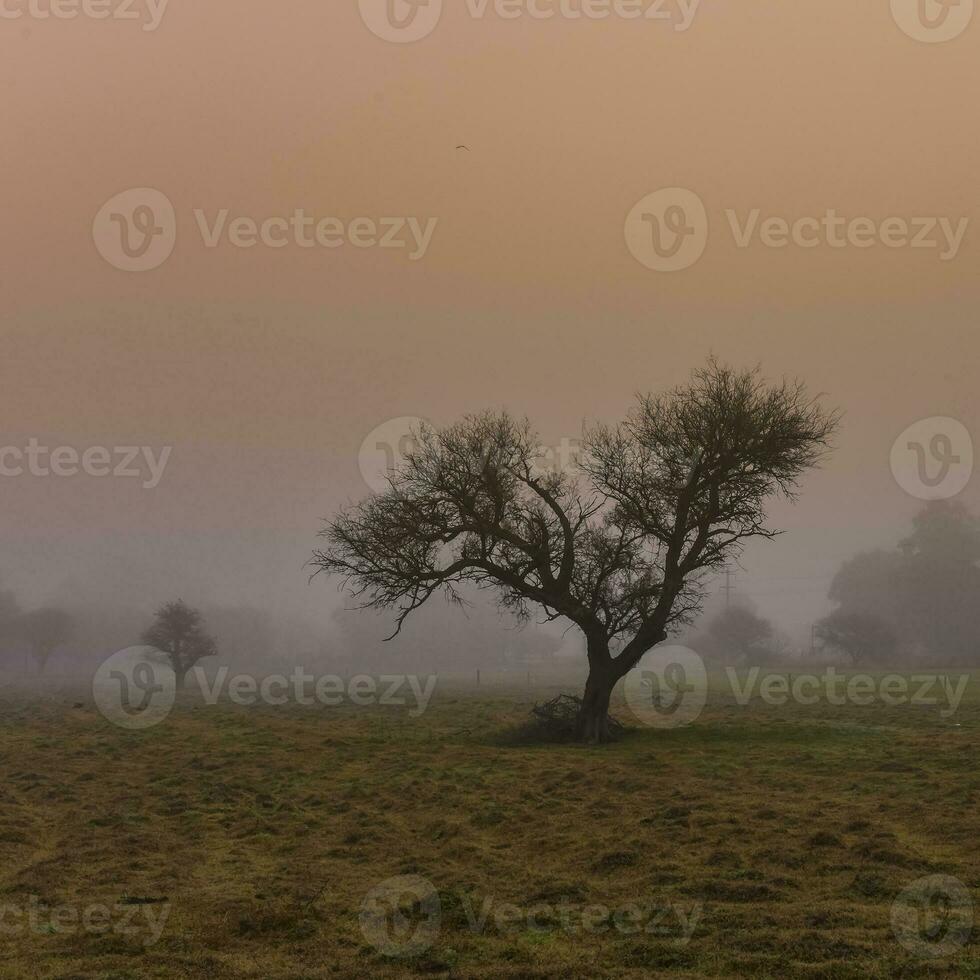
[141,600,217,689]
[19,607,73,674]
[313,361,837,742]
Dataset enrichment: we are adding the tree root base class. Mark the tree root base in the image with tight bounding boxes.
[524,694,627,744]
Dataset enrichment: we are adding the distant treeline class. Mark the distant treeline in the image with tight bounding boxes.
[0,581,560,679]
[686,500,980,668]
[814,500,980,666]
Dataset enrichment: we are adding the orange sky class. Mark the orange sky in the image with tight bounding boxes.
[1,0,978,636]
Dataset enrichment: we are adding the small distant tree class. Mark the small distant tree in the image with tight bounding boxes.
[815,609,897,666]
[314,361,837,742]
[141,600,217,689]
[704,605,774,664]
[19,607,74,674]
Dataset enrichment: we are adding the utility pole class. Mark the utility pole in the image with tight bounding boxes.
[721,567,736,608]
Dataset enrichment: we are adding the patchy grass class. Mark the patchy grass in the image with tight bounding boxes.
[0,675,977,978]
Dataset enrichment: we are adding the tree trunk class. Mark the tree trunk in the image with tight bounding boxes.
[576,659,615,744]
[574,627,666,743]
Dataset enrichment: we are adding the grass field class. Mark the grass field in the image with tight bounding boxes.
[0,671,977,979]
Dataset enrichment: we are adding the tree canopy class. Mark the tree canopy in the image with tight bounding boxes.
[141,600,217,687]
[314,361,837,740]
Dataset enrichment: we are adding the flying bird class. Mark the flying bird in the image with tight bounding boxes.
[456,145,470,151]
